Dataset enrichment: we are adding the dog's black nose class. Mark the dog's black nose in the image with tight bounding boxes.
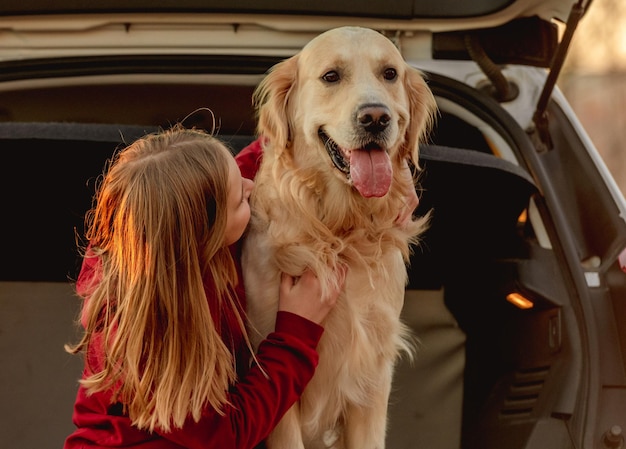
[357,105,391,134]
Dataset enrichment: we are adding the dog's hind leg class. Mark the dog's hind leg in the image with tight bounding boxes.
[267,405,306,449]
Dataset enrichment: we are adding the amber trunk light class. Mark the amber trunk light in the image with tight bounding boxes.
[506,292,534,309]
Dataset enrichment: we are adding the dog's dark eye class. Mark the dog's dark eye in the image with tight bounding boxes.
[383,68,397,81]
[322,71,340,83]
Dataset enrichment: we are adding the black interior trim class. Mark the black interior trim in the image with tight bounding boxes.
[432,16,558,68]
[0,122,536,283]
[0,55,281,83]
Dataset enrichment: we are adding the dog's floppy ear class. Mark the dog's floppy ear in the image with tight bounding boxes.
[404,66,438,168]
[253,55,299,154]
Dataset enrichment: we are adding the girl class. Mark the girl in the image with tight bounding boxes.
[64,126,344,449]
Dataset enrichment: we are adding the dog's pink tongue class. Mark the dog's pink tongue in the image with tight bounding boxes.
[350,149,392,198]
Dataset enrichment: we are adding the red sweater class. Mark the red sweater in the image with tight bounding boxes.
[64,139,320,449]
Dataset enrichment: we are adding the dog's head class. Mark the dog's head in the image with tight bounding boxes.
[254,26,437,198]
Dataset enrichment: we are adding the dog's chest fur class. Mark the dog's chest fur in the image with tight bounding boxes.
[242,154,419,443]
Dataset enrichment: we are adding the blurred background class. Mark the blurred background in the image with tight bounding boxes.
[559,0,626,196]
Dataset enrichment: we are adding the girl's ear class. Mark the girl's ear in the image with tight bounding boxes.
[253,55,299,154]
[403,66,438,168]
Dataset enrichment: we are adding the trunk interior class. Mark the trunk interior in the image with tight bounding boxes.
[0,71,578,449]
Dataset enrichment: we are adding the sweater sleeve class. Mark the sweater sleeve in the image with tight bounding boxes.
[158,311,323,449]
[235,137,264,180]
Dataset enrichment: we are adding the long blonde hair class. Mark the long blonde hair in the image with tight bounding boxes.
[67,126,246,432]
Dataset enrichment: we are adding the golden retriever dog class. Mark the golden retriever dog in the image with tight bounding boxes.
[242,26,437,449]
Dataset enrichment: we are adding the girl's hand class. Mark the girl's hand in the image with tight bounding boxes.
[395,159,419,228]
[278,267,345,325]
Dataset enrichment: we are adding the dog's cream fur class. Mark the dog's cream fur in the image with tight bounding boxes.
[242,26,437,449]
